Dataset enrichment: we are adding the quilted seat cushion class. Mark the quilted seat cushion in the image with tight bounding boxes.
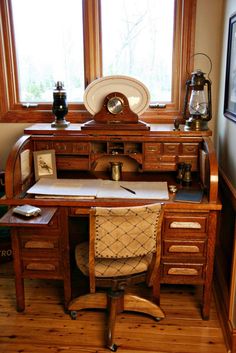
[75,242,152,277]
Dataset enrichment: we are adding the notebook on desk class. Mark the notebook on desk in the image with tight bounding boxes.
[174,188,204,203]
[27,178,169,200]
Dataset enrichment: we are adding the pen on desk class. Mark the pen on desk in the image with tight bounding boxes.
[120,185,136,194]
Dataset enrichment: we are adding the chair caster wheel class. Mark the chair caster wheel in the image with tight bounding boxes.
[107,343,118,352]
[155,317,161,322]
[70,310,78,320]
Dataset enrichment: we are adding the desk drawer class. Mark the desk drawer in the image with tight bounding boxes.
[177,156,198,170]
[143,162,176,171]
[163,239,206,258]
[161,262,204,283]
[163,143,180,155]
[163,213,208,237]
[144,143,161,154]
[54,142,89,154]
[17,213,59,233]
[16,213,60,231]
[22,258,62,277]
[34,141,53,150]
[145,155,176,163]
[182,143,199,155]
[20,235,60,257]
[56,156,89,170]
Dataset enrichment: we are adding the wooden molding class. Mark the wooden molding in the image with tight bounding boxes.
[214,168,236,353]
[219,167,236,211]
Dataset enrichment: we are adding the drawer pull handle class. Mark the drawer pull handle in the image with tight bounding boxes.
[169,245,200,253]
[166,146,176,151]
[168,268,198,276]
[24,241,55,249]
[26,263,56,271]
[170,221,201,229]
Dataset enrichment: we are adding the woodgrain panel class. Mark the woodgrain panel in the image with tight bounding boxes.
[56,156,90,170]
[34,141,53,151]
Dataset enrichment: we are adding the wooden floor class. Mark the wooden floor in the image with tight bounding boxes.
[0,262,228,353]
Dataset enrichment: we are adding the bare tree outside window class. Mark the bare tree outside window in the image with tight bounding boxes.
[101,0,175,102]
[11,0,84,103]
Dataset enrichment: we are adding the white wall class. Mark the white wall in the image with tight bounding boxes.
[194,0,225,137]
[0,123,30,169]
[216,0,236,188]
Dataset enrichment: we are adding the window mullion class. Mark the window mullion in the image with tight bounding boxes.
[83,0,102,88]
[0,0,19,112]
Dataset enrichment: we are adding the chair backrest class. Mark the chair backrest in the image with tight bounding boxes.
[91,203,164,260]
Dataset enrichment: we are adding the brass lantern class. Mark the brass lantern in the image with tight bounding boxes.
[183,69,212,131]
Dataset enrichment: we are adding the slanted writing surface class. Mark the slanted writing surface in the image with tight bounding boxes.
[27,178,169,200]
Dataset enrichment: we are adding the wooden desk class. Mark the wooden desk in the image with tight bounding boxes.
[0,123,221,319]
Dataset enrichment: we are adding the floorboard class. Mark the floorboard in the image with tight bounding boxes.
[0,262,228,353]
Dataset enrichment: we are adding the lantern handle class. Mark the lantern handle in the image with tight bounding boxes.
[187,52,212,81]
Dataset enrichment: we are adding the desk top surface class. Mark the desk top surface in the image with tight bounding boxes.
[24,123,213,137]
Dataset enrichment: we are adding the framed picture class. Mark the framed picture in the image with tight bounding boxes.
[33,150,57,181]
[224,12,236,122]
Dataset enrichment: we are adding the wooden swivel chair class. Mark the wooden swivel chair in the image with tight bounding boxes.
[68,203,165,351]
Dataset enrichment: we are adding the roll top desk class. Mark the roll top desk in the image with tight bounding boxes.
[0,123,221,319]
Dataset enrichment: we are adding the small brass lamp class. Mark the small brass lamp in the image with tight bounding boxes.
[51,81,70,128]
[183,69,212,131]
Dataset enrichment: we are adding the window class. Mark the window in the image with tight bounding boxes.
[0,0,196,123]
[11,0,84,103]
[101,0,174,102]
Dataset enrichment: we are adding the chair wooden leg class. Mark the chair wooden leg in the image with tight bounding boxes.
[106,290,124,352]
[123,294,165,320]
[152,271,160,306]
[68,292,107,312]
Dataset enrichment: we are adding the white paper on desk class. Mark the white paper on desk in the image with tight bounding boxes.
[27,178,102,198]
[97,181,169,200]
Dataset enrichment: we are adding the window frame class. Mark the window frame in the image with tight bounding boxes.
[0,0,196,123]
